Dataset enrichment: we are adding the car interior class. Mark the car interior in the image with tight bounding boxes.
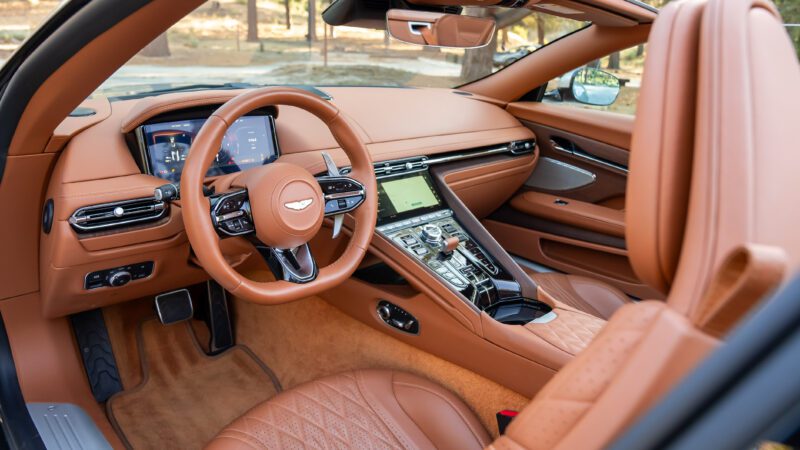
[0,0,798,448]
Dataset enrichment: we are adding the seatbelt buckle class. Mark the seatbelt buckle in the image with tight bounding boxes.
[496,410,518,435]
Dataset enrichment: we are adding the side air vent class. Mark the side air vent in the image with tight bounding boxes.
[69,197,168,233]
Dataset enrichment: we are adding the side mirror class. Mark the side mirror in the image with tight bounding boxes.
[570,67,621,106]
[386,9,495,49]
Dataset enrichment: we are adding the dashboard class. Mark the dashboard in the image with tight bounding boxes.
[136,114,279,183]
[41,86,538,318]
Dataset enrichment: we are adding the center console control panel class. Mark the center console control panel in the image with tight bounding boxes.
[377,210,516,309]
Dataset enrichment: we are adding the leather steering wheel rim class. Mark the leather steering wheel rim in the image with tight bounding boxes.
[181,87,377,304]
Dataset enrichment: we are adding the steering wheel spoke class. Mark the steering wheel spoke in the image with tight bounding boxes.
[249,237,319,284]
[317,152,365,238]
[210,189,255,236]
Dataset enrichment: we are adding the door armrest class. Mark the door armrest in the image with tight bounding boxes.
[510,191,625,237]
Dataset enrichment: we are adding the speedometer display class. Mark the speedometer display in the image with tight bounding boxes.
[140,115,279,183]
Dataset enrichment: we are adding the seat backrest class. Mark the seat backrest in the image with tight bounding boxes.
[625,0,705,296]
[491,1,800,448]
[666,0,800,321]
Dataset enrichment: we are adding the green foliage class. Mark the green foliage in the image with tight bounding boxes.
[774,0,800,59]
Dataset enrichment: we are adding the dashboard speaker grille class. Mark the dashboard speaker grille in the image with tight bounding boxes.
[69,197,167,233]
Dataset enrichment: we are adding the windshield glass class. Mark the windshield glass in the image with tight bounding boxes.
[0,0,66,68]
[89,4,586,98]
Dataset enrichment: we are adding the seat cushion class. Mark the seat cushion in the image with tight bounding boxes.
[530,272,631,320]
[206,370,491,450]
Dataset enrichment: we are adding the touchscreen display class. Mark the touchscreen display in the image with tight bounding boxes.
[141,115,278,183]
[377,172,443,222]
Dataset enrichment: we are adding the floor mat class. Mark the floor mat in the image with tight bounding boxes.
[107,319,280,450]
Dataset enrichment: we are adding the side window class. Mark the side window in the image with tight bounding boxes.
[541,44,646,116]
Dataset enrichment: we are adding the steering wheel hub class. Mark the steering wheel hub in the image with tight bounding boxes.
[239,162,324,249]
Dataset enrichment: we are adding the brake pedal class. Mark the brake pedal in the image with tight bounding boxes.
[155,289,193,324]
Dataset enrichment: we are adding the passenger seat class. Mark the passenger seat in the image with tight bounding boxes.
[520,0,701,319]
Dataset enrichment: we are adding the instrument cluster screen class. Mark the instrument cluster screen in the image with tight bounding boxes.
[140,115,279,183]
[377,171,443,223]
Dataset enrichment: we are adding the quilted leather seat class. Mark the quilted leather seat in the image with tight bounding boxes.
[206,370,490,450]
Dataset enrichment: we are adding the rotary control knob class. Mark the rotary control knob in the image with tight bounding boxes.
[108,271,132,287]
[420,224,443,244]
[377,305,392,321]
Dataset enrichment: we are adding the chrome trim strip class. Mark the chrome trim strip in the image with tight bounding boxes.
[324,190,366,200]
[425,145,512,165]
[572,149,629,174]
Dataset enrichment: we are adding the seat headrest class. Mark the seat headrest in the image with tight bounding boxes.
[625,0,706,295]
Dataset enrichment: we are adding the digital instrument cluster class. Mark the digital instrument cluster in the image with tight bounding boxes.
[138,115,279,183]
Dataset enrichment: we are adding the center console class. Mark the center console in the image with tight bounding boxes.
[372,156,547,320]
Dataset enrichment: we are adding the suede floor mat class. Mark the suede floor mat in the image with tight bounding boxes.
[107,319,281,449]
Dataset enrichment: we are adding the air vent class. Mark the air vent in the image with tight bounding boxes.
[373,157,429,177]
[69,197,168,233]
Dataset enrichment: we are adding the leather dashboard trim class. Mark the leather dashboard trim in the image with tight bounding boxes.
[507,103,634,149]
[430,161,540,299]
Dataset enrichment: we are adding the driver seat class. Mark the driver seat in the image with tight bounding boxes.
[208,0,800,448]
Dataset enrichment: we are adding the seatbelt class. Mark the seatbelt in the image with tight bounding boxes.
[694,243,787,338]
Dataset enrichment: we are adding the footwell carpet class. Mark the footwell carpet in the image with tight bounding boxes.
[107,320,280,449]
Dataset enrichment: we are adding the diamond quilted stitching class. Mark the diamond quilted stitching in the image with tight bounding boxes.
[526,309,605,355]
[216,372,404,450]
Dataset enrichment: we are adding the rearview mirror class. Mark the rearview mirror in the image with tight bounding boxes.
[386,9,495,49]
[570,68,621,106]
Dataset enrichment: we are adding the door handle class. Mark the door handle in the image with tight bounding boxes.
[548,138,628,174]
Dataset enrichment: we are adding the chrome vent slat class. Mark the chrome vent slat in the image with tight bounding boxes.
[69,197,168,232]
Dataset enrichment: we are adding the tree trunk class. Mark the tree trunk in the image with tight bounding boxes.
[307,0,317,42]
[247,0,259,42]
[140,33,171,57]
[636,44,645,57]
[459,8,531,82]
[460,32,497,81]
[284,0,292,30]
[536,15,545,46]
[607,51,620,70]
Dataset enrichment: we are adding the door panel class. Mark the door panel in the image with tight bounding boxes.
[485,102,663,299]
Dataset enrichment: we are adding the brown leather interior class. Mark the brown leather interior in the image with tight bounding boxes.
[492,0,800,448]
[624,0,705,296]
[214,0,799,447]
[387,9,495,48]
[511,191,625,238]
[0,0,796,446]
[442,153,538,219]
[530,271,631,320]
[208,370,491,450]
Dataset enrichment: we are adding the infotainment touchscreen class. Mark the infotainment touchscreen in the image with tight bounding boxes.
[377,171,443,223]
[139,115,279,183]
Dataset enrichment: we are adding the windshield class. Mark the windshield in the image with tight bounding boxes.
[87,4,586,98]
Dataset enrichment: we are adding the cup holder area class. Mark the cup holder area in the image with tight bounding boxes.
[485,298,553,325]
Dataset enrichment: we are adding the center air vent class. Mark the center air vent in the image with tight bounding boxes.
[69,197,168,233]
[373,157,429,177]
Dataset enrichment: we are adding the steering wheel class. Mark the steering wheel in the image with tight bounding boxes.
[181,87,377,304]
